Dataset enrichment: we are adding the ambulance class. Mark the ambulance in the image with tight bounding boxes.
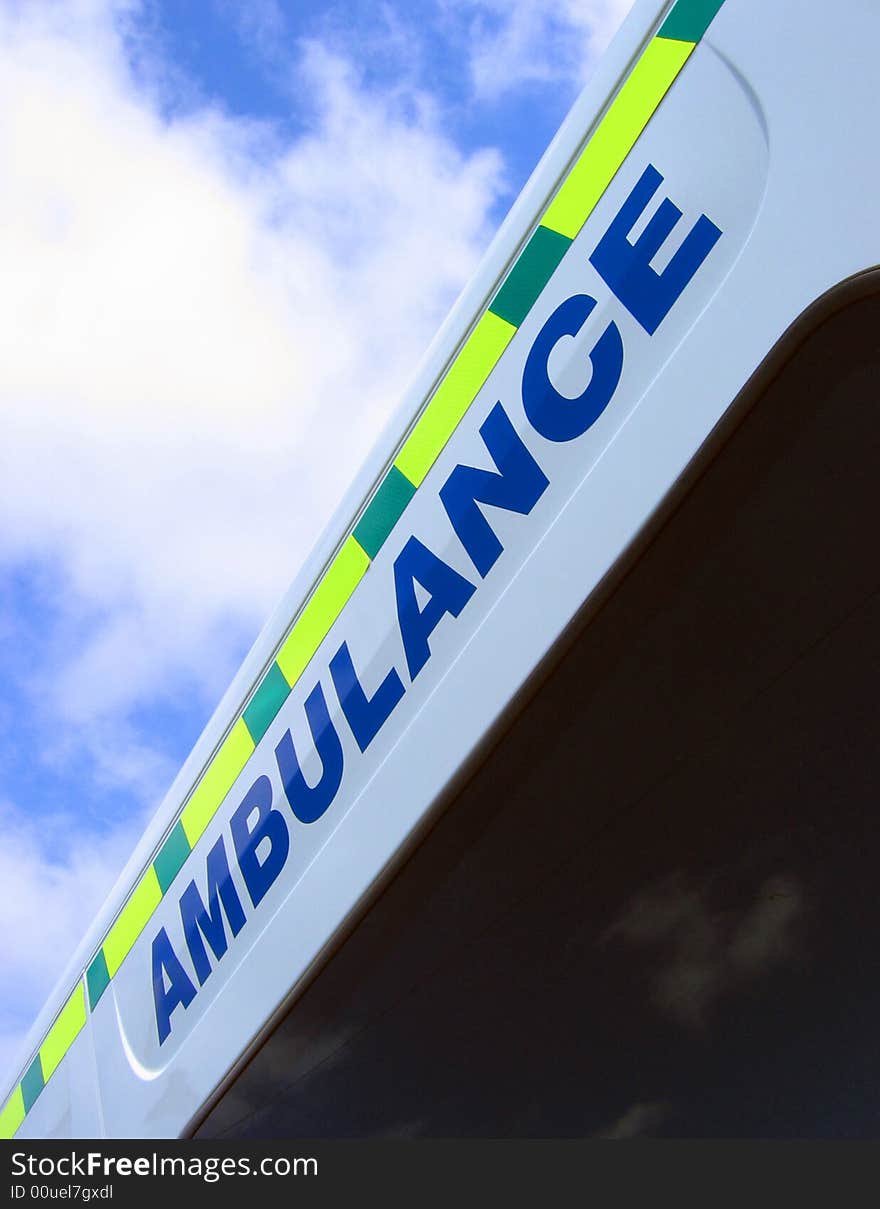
[4,0,880,1138]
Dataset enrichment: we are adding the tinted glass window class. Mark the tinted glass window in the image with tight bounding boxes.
[198,292,880,1139]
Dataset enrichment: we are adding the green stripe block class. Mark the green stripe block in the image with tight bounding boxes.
[659,0,725,42]
[243,661,291,745]
[353,466,417,559]
[21,1055,44,1113]
[87,950,110,1010]
[489,225,572,328]
[154,821,191,894]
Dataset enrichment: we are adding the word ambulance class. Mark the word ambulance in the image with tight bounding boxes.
[151,163,723,1044]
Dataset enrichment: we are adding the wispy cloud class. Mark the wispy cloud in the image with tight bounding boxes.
[0,797,145,1077]
[216,0,288,60]
[455,0,634,101]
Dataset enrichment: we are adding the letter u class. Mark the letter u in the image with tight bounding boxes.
[274,680,344,824]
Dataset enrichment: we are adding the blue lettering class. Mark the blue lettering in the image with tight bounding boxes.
[522,294,623,442]
[230,774,290,908]
[274,682,344,824]
[179,835,246,986]
[590,163,722,335]
[152,927,196,1046]
[394,536,476,681]
[329,640,405,753]
[440,402,549,578]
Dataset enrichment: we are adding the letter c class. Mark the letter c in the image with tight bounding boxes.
[522,293,623,443]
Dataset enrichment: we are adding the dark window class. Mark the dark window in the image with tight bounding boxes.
[197,288,880,1139]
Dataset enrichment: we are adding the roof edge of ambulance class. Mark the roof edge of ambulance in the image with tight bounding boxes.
[2,0,670,1105]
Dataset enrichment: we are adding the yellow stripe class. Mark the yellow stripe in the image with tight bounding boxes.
[0,1086,25,1139]
[103,867,162,977]
[39,984,86,1082]
[181,717,255,848]
[394,311,516,487]
[542,36,694,240]
[276,536,370,687]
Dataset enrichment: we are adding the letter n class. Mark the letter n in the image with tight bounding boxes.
[440,401,548,577]
[394,536,475,681]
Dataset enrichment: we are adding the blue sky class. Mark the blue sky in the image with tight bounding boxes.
[0,0,632,1079]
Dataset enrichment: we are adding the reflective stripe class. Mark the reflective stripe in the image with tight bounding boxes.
[489,225,572,328]
[542,36,694,241]
[276,537,370,688]
[181,718,255,847]
[353,465,417,559]
[86,949,110,1011]
[659,0,726,43]
[153,820,192,894]
[21,1055,44,1112]
[0,1085,24,1139]
[243,662,291,746]
[39,984,86,1082]
[103,867,162,977]
[394,312,516,487]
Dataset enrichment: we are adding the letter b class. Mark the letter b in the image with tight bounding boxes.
[230,775,290,909]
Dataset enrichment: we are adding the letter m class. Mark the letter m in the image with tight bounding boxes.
[179,835,246,985]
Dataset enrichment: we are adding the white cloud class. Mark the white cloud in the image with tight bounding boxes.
[0,0,504,1069]
[0,797,145,1077]
[457,0,634,101]
[216,0,288,61]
